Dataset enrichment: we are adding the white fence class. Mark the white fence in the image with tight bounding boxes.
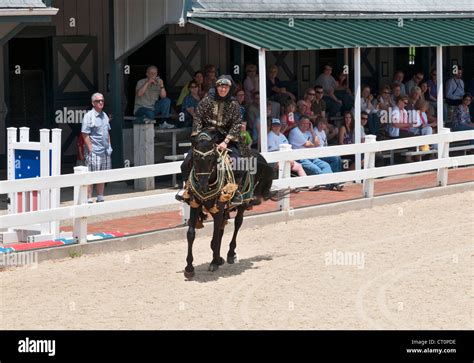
[0,128,473,244]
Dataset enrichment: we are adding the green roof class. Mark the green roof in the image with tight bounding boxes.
[190,18,474,50]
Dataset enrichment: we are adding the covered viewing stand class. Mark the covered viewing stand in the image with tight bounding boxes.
[190,17,474,170]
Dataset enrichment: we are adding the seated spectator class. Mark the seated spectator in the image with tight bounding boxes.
[405,71,424,95]
[294,100,310,123]
[240,121,252,146]
[419,81,430,102]
[280,101,297,137]
[376,85,394,136]
[202,64,218,94]
[181,80,201,127]
[406,86,423,111]
[314,118,342,172]
[315,64,342,117]
[244,63,259,105]
[409,99,433,137]
[427,69,438,103]
[301,88,318,122]
[134,65,173,127]
[415,99,438,131]
[267,65,296,104]
[339,111,366,145]
[312,85,326,120]
[334,71,354,112]
[176,71,204,108]
[388,96,417,138]
[361,85,380,137]
[288,116,333,175]
[267,119,306,176]
[246,90,261,143]
[445,66,465,106]
[392,70,407,96]
[391,83,402,105]
[451,93,474,136]
[234,89,247,119]
[338,111,365,169]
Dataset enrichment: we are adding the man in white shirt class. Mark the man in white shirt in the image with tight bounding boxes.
[388,96,417,138]
[267,119,306,176]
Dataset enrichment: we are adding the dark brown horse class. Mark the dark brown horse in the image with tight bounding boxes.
[182,131,273,278]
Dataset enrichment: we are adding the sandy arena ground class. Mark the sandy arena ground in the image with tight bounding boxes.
[0,191,472,330]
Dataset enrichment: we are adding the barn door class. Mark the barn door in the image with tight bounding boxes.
[166,35,206,96]
[52,36,98,158]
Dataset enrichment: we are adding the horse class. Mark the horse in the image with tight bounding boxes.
[182,130,273,278]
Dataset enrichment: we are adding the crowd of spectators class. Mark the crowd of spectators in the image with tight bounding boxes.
[138,62,473,175]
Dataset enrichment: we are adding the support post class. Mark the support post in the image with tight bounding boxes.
[39,129,50,236]
[362,135,377,198]
[437,127,450,187]
[258,48,268,153]
[73,166,89,244]
[50,128,62,239]
[278,143,292,211]
[133,122,155,190]
[354,47,362,175]
[7,127,17,216]
[436,46,444,155]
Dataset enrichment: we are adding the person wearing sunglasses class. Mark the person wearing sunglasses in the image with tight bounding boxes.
[81,92,112,203]
[405,71,424,95]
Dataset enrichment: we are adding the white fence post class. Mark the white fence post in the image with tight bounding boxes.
[73,166,89,244]
[437,127,451,186]
[39,129,51,236]
[50,128,62,239]
[133,122,155,191]
[7,127,17,216]
[278,144,292,211]
[362,135,377,198]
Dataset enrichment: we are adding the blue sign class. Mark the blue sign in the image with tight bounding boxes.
[14,150,52,179]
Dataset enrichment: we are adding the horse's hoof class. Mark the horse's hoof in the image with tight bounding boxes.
[208,263,219,272]
[184,267,195,279]
[227,254,237,264]
[217,257,225,265]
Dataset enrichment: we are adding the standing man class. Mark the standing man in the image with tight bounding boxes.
[81,92,112,203]
[134,65,173,128]
[445,66,465,106]
[314,64,342,118]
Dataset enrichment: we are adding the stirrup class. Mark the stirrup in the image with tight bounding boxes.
[175,189,185,202]
[230,190,243,205]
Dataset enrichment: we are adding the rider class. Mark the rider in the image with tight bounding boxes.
[177,75,251,204]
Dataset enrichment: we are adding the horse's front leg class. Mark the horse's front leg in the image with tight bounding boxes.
[184,206,199,278]
[209,204,226,272]
[227,205,245,264]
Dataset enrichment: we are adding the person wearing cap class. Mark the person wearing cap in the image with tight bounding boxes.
[178,75,252,203]
[267,118,306,177]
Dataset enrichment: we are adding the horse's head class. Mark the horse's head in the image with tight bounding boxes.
[192,131,218,193]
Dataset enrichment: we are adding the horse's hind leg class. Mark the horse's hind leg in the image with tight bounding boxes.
[184,207,199,278]
[227,206,245,264]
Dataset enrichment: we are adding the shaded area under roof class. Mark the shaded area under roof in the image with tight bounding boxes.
[190,17,474,50]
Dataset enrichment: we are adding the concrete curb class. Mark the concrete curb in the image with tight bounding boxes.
[6,182,473,265]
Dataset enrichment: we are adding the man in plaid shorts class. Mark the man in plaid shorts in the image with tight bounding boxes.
[81,92,112,203]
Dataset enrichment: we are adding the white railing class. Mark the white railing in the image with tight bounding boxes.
[1,129,473,244]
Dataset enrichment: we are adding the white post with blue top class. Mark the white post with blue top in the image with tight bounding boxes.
[1,127,62,244]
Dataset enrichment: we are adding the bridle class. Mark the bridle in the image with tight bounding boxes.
[193,148,216,176]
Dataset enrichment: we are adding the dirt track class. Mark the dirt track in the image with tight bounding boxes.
[1,191,472,330]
